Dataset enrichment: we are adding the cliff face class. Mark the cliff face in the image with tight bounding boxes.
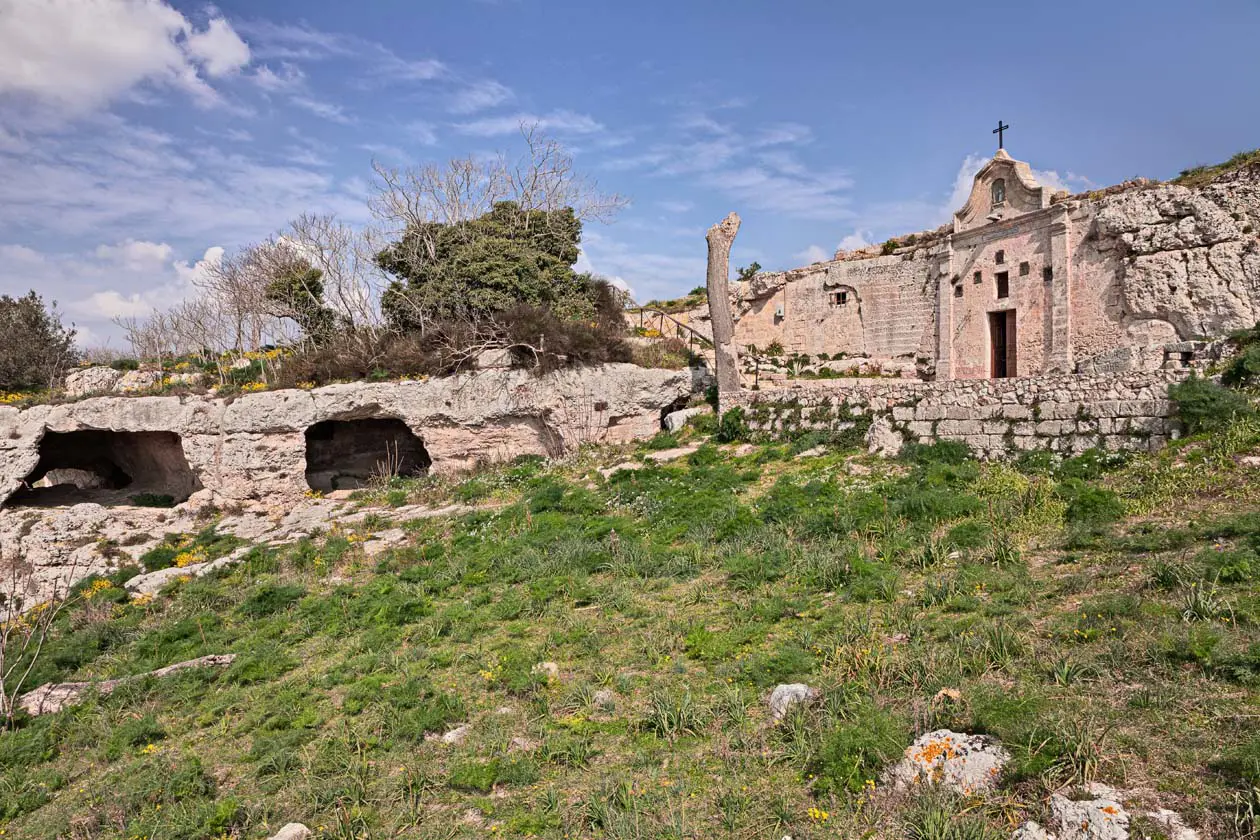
[1092,167,1260,339]
[0,364,701,508]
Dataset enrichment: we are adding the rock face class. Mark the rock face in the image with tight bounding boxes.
[63,367,124,398]
[884,730,1010,795]
[0,364,700,507]
[1049,790,1129,840]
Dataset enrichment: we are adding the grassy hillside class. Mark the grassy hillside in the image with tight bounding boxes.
[5,417,1260,839]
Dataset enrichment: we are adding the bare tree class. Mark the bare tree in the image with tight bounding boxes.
[0,557,81,729]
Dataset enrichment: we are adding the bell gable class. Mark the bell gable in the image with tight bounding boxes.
[953,149,1051,233]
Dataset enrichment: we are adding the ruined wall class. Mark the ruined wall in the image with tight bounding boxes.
[728,371,1185,458]
[0,364,701,507]
[733,254,935,362]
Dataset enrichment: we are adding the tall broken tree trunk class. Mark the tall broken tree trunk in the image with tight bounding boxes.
[705,212,742,403]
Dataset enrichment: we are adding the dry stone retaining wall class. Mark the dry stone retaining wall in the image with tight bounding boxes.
[728,371,1188,458]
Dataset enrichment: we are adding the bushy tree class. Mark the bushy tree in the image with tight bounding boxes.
[0,291,78,392]
[377,201,601,330]
[264,264,339,344]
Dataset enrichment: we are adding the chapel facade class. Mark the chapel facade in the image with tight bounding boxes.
[724,146,1260,382]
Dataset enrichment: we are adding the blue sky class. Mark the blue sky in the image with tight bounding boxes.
[1,0,1258,345]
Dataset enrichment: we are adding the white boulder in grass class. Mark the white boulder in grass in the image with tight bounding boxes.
[884,729,1009,795]
[767,683,819,721]
[268,824,312,840]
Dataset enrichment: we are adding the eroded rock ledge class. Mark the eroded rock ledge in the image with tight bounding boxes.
[0,364,702,507]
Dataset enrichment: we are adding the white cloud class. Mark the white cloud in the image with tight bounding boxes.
[0,239,225,341]
[290,96,354,124]
[0,114,367,246]
[93,239,174,268]
[251,63,305,93]
[794,244,829,264]
[405,121,439,145]
[0,0,250,116]
[449,79,513,114]
[753,123,814,147]
[185,16,251,77]
[241,20,444,85]
[455,110,604,137]
[1031,167,1095,194]
[658,200,694,214]
[837,230,872,251]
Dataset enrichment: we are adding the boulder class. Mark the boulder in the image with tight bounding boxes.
[114,370,164,393]
[767,683,819,721]
[663,406,711,433]
[884,730,1010,795]
[1050,791,1129,840]
[269,825,312,840]
[64,366,123,398]
[532,661,560,682]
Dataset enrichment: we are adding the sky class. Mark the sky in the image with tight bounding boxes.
[1,0,1259,347]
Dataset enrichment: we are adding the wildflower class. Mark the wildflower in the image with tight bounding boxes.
[240,381,268,393]
[84,579,114,600]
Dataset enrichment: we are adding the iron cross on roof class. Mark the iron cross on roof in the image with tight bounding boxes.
[993,120,1010,150]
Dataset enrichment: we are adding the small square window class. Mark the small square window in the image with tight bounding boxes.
[829,291,848,305]
[1043,266,1054,283]
[1019,261,1030,276]
[973,271,982,284]
[953,284,963,298]
[995,250,1005,265]
[996,271,1010,299]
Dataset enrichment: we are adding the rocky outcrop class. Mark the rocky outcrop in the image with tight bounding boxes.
[17,654,236,716]
[885,729,1010,795]
[1094,177,1260,339]
[0,364,701,507]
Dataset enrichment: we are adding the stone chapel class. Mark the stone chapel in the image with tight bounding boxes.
[722,146,1260,381]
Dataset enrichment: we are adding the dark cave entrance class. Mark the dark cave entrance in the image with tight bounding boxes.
[304,418,432,492]
[8,430,200,507]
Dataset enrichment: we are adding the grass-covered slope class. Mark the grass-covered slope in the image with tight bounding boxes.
[5,421,1260,839]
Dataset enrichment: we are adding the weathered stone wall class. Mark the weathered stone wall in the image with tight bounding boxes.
[733,254,936,362]
[0,364,701,506]
[727,371,1187,458]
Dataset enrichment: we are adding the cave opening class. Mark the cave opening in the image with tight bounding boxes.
[304,418,432,492]
[8,430,200,507]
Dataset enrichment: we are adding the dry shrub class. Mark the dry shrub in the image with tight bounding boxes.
[271,304,632,388]
[632,337,694,370]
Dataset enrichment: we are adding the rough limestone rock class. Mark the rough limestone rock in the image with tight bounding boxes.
[767,683,819,721]
[1143,808,1199,840]
[1050,791,1129,840]
[532,662,560,682]
[865,414,904,456]
[64,367,123,398]
[1095,182,1260,339]
[18,654,236,716]
[884,730,1010,795]
[114,370,164,393]
[125,546,253,597]
[1012,823,1055,840]
[0,364,699,506]
[268,825,312,840]
[436,724,471,745]
[663,406,711,433]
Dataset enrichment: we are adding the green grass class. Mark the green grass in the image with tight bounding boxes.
[4,425,1260,838]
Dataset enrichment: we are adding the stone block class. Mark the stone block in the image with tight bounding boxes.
[938,419,982,436]
[1035,420,1064,436]
[1001,404,1032,420]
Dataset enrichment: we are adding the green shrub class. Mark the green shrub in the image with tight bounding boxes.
[809,699,905,794]
[128,493,176,508]
[237,583,306,618]
[716,407,748,443]
[1170,374,1253,434]
[105,715,166,760]
[1058,480,1125,526]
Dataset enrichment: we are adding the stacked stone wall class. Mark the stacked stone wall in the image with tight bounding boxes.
[727,370,1188,458]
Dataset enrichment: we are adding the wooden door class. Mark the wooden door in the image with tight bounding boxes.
[1005,310,1017,377]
